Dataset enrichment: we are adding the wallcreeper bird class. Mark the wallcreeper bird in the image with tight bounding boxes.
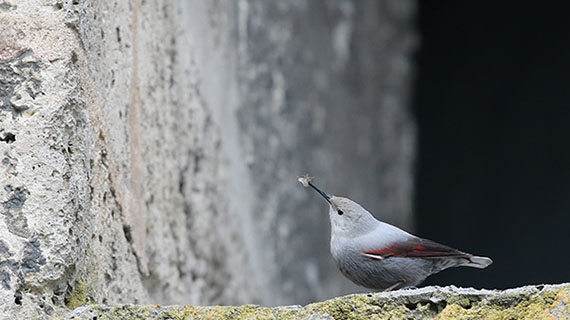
[298,175,492,291]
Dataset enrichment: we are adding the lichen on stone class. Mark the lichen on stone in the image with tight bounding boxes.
[62,284,570,320]
[65,279,91,310]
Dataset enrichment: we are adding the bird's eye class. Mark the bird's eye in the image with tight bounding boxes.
[337,210,344,216]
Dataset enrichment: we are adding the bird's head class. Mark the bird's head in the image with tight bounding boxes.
[299,176,378,237]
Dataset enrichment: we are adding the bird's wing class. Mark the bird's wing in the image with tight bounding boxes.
[363,237,469,260]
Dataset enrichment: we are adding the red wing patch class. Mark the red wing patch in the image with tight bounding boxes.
[364,238,468,259]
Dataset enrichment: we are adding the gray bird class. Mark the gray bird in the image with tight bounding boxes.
[299,176,492,291]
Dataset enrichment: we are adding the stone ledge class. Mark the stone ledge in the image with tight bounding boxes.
[61,283,569,319]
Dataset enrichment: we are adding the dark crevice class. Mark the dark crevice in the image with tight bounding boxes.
[14,291,22,305]
[405,302,417,310]
[0,133,15,144]
[122,224,132,243]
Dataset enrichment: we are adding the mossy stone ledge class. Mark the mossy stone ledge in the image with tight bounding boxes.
[63,283,570,320]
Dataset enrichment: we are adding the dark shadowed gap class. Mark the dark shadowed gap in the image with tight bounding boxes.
[412,0,570,289]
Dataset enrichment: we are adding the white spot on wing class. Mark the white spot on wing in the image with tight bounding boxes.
[362,253,384,260]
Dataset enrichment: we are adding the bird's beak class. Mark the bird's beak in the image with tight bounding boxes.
[308,181,332,204]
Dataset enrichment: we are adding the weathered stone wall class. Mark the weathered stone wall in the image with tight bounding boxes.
[0,0,416,318]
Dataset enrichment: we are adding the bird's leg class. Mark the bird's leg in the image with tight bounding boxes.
[383,282,403,291]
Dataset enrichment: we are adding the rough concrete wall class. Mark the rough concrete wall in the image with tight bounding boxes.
[0,1,149,318]
[0,0,416,318]
[66,284,570,319]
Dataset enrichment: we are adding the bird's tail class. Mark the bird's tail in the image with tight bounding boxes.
[464,255,493,269]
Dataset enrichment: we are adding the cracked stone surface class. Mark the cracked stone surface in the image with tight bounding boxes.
[0,0,417,318]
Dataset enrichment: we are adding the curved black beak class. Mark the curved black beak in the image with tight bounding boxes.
[308,181,332,204]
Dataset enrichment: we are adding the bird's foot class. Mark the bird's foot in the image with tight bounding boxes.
[401,286,418,290]
[383,282,403,291]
